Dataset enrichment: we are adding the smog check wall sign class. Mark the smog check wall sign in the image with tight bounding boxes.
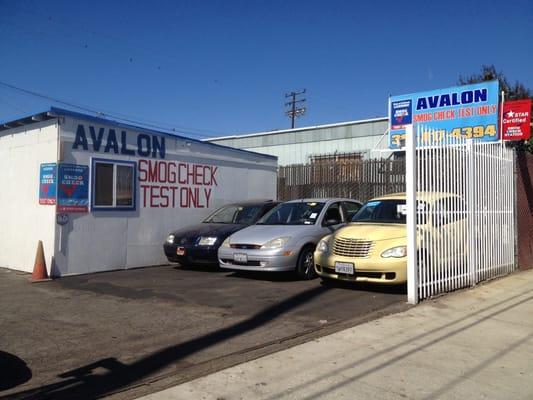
[138,160,218,209]
[389,81,499,149]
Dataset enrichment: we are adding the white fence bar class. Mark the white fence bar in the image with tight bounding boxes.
[411,127,516,301]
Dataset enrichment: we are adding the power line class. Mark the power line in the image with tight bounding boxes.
[0,93,29,113]
[2,3,171,69]
[284,89,306,129]
[0,15,165,72]
[0,6,232,138]
[0,81,220,138]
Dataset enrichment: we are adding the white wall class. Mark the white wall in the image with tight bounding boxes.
[0,121,58,274]
[53,115,277,276]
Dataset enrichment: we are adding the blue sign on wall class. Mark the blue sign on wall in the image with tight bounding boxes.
[57,163,89,212]
[389,81,500,149]
[39,163,57,205]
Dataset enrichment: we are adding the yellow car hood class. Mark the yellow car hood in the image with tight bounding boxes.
[336,223,406,241]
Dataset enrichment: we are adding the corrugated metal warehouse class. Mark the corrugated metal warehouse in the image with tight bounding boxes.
[205,117,389,165]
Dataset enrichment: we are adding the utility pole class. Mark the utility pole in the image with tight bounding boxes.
[285,89,306,129]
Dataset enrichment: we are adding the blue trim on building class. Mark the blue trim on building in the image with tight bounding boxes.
[49,107,277,161]
[0,107,277,161]
[0,110,45,126]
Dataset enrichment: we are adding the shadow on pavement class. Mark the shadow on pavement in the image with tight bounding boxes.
[320,278,408,295]
[172,263,226,273]
[2,285,331,399]
[0,351,32,391]
[227,270,302,282]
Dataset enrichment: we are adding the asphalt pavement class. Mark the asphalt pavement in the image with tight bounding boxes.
[140,269,533,400]
[0,264,406,399]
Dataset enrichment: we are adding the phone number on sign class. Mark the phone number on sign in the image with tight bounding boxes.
[391,124,497,147]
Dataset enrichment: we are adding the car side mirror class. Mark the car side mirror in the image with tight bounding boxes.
[324,219,341,226]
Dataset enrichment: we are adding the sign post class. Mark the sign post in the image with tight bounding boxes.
[406,124,418,304]
[500,91,505,144]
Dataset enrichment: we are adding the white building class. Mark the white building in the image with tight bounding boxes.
[0,108,277,277]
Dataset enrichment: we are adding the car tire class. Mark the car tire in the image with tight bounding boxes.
[296,245,317,280]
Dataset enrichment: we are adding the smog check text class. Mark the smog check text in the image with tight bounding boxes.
[138,159,218,208]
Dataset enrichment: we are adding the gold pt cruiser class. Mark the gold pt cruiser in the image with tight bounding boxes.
[314,192,466,285]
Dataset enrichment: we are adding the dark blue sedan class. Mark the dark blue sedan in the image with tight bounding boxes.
[163,200,279,267]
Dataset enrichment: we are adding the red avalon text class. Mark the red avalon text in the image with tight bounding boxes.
[138,159,218,208]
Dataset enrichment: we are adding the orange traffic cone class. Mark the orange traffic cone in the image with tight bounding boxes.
[31,240,51,282]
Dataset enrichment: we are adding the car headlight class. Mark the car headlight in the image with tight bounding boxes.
[381,246,407,258]
[221,237,231,248]
[198,236,218,246]
[166,234,175,244]
[260,236,291,250]
[316,238,329,253]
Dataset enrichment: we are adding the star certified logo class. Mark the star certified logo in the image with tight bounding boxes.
[506,110,515,118]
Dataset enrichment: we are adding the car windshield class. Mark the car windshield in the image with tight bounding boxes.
[257,202,325,225]
[352,199,407,224]
[203,204,263,224]
[351,199,428,224]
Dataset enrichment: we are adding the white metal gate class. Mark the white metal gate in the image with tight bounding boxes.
[406,125,516,303]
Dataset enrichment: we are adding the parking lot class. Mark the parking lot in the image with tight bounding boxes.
[0,264,407,399]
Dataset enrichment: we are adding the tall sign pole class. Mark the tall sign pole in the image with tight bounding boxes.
[406,123,418,304]
[500,90,505,145]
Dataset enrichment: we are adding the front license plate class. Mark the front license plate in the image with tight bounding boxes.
[176,247,185,256]
[335,262,354,275]
[233,253,248,263]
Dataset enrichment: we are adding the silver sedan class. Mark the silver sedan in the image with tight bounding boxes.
[218,198,362,279]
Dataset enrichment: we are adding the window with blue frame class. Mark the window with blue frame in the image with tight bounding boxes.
[92,158,136,210]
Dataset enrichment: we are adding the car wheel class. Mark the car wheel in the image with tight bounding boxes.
[296,245,317,280]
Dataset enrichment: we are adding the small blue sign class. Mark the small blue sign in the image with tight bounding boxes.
[57,163,89,212]
[39,163,57,205]
[390,99,412,130]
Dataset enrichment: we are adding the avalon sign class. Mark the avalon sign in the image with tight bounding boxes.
[72,124,166,159]
[389,81,500,149]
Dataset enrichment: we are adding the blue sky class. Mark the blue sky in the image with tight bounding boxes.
[0,0,531,138]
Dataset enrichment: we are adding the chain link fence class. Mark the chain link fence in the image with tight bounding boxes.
[277,157,406,202]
